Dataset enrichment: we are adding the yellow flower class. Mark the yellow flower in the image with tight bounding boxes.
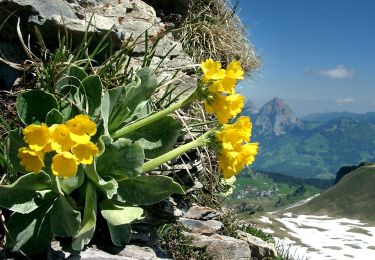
[17,147,45,173]
[201,58,226,82]
[208,77,237,95]
[205,93,244,124]
[71,142,99,165]
[216,116,252,150]
[218,143,259,179]
[49,124,75,152]
[51,152,79,178]
[226,60,244,80]
[66,115,96,144]
[23,123,50,151]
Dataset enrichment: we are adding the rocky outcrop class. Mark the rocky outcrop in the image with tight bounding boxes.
[186,232,252,260]
[237,230,277,259]
[48,241,170,260]
[253,97,304,136]
[0,0,195,91]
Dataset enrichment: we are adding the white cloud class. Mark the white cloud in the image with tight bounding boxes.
[307,65,355,79]
[335,98,354,104]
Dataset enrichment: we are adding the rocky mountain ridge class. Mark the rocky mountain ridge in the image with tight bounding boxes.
[251,97,303,136]
[245,97,375,178]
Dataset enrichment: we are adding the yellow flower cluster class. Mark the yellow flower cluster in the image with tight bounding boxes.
[17,115,99,178]
[201,59,245,124]
[216,116,259,179]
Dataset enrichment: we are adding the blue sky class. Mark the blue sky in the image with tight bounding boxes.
[234,0,375,115]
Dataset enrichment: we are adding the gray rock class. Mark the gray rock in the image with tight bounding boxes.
[185,232,251,260]
[184,205,220,220]
[237,230,277,259]
[0,40,26,90]
[48,241,170,260]
[0,0,195,90]
[179,218,223,234]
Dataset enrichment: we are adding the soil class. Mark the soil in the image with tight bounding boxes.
[0,90,22,137]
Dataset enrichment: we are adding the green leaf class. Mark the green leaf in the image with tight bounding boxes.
[98,176,118,199]
[5,201,54,255]
[85,164,118,199]
[107,86,131,132]
[51,195,81,237]
[97,135,112,156]
[100,91,111,136]
[16,90,58,124]
[102,68,157,134]
[124,67,158,118]
[45,108,64,126]
[55,65,88,92]
[60,167,85,195]
[0,172,53,213]
[124,116,182,159]
[100,199,144,226]
[108,224,131,246]
[117,175,185,205]
[96,138,144,178]
[72,181,97,251]
[7,128,27,173]
[59,99,80,121]
[81,75,103,117]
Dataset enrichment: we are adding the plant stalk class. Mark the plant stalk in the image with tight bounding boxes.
[112,90,198,138]
[141,129,214,173]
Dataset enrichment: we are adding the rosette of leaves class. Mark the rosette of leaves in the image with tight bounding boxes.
[1,65,185,254]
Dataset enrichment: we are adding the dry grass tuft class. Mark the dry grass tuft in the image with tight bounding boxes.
[176,0,260,74]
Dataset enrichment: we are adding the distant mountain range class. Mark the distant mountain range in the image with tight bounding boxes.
[244,98,375,179]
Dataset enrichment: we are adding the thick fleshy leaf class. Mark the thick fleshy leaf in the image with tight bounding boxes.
[59,100,80,122]
[7,128,27,173]
[100,199,143,226]
[124,67,158,119]
[106,86,131,132]
[117,175,185,205]
[5,201,54,255]
[85,164,118,199]
[60,167,85,195]
[107,224,131,246]
[0,172,53,213]
[72,181,97,251]
[124,116,182,159]
[45,108,64,126]
[96,138,144,178]
[16,90,58,124]
[55,65,88,92]
[98,176,118,199]
[51,196,81,237]
[81,75,102,117]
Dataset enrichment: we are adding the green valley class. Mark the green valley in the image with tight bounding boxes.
[245,98,375,178]
[226,171,324,215]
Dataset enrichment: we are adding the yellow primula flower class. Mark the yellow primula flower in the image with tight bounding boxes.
[205,93,244,124]
[23,123,50,151]
[66,115,97,144]
[201,58,226,82]
[226,60,244,80]
[218,143,259,179]
[71,142,99,165]
[216,116,252,150]
[240,142,259,165]
[51,152,79,178]
[17,147,45,173]
[208,77,237,95]
[49,124,75,153]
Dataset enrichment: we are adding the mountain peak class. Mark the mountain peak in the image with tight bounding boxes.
[254,97,303,136]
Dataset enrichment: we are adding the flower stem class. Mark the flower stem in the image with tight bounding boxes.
[112,90,197,139]
[141,129,214,173]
